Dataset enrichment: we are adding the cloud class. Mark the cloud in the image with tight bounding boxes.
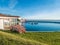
[0,0,60,20]
[0,8,22,16]
[9,0,18,9]
[22,0,60,20]
[24,8,60,20]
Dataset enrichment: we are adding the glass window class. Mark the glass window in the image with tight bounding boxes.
[4,22,10,27]
[11,18,18,25]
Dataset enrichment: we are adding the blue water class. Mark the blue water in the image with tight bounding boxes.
[23,22,60,32]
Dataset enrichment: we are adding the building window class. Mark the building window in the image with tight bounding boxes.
[4,22,10,27]
[11,18,18,25]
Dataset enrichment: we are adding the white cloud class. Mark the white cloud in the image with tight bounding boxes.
[0,8,23,16]
[24,8,60,20]
[9,0,18,9]
[23,0,60,20]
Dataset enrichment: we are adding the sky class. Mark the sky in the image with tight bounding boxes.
[0,0,60,20]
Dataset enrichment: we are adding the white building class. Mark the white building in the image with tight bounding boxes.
[0,14,20,30]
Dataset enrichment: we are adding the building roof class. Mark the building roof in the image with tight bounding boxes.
[0,14,19,17]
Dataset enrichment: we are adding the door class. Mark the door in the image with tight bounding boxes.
[0,19,4,29]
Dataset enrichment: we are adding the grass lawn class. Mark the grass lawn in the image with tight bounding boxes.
[0,30,60,45]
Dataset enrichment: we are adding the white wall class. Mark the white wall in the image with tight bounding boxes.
[0,19,4,29]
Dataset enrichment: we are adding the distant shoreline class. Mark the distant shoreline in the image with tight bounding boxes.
[26,31,60,32]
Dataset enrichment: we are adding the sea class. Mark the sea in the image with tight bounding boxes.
[23,20,60,32]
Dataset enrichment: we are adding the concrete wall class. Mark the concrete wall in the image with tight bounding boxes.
[0,19,4,29]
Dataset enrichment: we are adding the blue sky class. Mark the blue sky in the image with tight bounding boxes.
[0,0,60,20]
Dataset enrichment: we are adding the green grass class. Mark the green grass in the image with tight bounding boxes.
[0,30,60,45]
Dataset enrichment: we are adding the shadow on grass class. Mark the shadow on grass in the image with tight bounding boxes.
[0,30,19,34]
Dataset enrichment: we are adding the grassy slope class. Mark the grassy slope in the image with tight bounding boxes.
[0,31,60,45]
[13,32,60,45]
[0,31,47,45]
